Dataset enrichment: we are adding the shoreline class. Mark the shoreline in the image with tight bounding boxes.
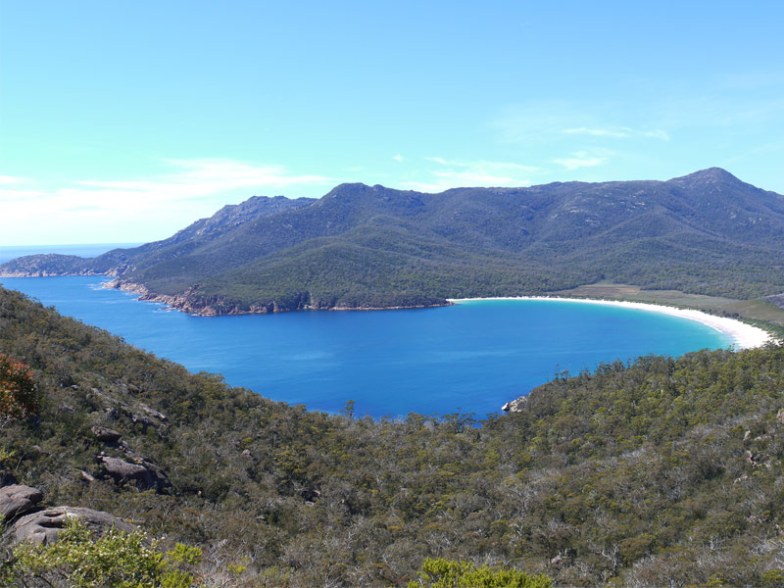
[448,296,775,350]
[106,279,452,316]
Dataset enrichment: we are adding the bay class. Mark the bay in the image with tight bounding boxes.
[0,275,731,418]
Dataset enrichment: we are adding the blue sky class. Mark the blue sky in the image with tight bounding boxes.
[1,1,783,245]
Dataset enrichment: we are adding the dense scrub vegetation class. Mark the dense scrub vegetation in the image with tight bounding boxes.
[2,284,784,585]
[4,168,784,313]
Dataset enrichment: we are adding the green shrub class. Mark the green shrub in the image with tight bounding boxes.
[408,557,552,588]
[10,520,201,588]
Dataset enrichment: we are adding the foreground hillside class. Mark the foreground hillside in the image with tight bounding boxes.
[2,285,784,585]
[3,168,784,314]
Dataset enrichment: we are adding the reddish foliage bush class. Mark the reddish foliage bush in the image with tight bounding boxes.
[0,354,39,419]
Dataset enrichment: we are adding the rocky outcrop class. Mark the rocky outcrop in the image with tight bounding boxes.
[109,279,449,316]
[502,396,528,412]
[12,506,134,545]
[85,387,168,435]
[99,455,148,481]
[139,404,168,423]
[97,455,171,492]
[108,280,222,316]
[1,482,135,547]
[91,426,122,443]
[0,484,42,522]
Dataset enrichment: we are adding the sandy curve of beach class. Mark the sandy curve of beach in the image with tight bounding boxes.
[447,296,774,350]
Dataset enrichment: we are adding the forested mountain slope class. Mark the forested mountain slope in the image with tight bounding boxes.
[3,167,784,313]
[3,285,784,585]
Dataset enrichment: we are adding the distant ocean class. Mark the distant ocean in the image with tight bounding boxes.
[0,259,732,418]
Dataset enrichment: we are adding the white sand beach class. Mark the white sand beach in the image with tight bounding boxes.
[448,296,775,350]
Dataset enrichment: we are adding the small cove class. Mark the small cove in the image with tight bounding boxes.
[0,275,732,418]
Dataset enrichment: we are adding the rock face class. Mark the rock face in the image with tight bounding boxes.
[13,506,134,545]
[0,484,43,522]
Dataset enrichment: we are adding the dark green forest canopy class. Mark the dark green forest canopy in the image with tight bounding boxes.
[2,284,784,585]
[3,167,784,314]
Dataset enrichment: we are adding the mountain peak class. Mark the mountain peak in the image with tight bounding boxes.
[670,167,741,185]
[323,183,375,199]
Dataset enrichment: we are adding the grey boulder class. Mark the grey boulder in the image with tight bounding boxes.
[13,506,134,545]
[0,484,43,523]
[97,455,171,492]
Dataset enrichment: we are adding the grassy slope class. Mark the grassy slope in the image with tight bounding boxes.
[552,282,784,337]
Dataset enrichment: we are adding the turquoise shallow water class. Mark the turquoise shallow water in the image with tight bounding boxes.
[0,275,732,418]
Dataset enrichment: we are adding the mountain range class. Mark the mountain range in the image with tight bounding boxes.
[3,167,784,314]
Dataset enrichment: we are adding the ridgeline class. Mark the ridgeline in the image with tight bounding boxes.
[3,168,784,315]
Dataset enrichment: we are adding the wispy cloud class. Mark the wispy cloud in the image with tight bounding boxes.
[640,129,671,141]
[401,158,538,193]
[392,154,405,163]
[562,127,630,139]
[0,159,332,245]
[721,70,784,92]
[562,127,670,141]
[0,175,30,185]
[492,107,575,144]
[654,95,784,131]
[0,176,45,203]
[552,151,606,170]
[79,158,328,201]
[493,104,671,145]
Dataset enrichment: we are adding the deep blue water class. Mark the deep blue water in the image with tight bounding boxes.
[0,274,732,419]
